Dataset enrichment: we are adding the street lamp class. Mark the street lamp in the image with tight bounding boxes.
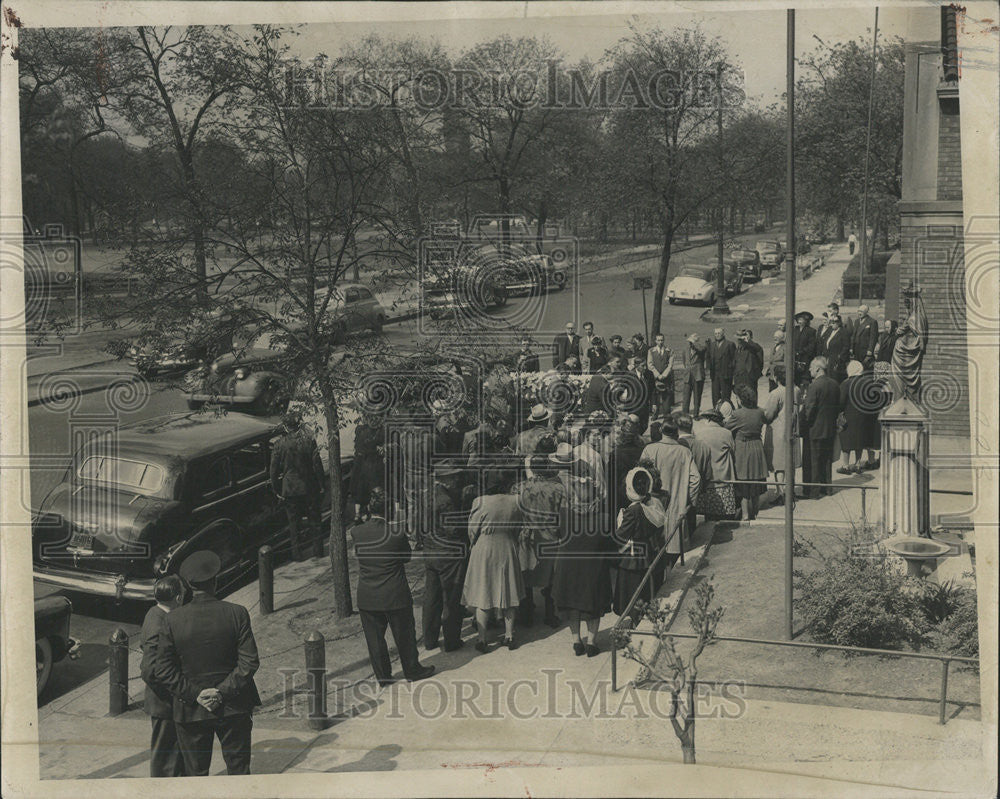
[713,61,730,315]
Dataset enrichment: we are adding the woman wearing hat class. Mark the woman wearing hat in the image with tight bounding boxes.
[514,450,565,628]
[693,409,739,520]
[462,469,526,653]
[612,467,665,627]
[550,445,614,657]
[837,359,882,473]
[762,365,801,504]
[350,413,385,525]
[725,383,768,520]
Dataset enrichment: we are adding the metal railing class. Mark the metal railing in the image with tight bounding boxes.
[608,480,980,725]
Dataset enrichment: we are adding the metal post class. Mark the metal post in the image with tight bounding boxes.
[938,659,950,725]
[259,545,274,616]
[858,7,880,303]
[611,639,618,693]
[109,627,129,716]
[305,631,328,730]
[713,62,730,315]
[641,285,650,343]
[784,8,796,642]
[860,487,868,524]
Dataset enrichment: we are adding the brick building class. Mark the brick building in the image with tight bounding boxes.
[894,6,971,439]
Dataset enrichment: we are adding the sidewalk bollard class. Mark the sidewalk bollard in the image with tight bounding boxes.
[259,545,274,616]
[109,627,129,716]
[313,526,324,559]
[305,631,327,730]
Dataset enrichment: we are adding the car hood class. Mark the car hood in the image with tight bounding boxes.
[669,276,710,291]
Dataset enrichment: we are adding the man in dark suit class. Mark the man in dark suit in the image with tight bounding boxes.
[551,322,580,369]
[626,355,654,435]
[515,336,540,373]
[140,575,186,778]
[580,363,612,417]
[422,460,469,652]
[706,327,736,407]
[270,411,325,560]
[801,356,841,498]
[353,487,435,686]
[792,311,819,386]
[820,314,851,382]
[680,332,707,415]
[851,304,879,369]
[152,551,261,777]
[733,329,765,406]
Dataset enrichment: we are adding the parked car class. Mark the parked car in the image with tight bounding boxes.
[726,249,763,280]
[422,263,509,320]
[185,348,290,415]
[34,595,79,695]
[755,240,785,270]
[312,282,386,338]
[31,412,352,602]
[496,252,567,294]
[667,264,743,306]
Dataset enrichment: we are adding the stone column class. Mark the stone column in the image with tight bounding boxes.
[880,397,930,537]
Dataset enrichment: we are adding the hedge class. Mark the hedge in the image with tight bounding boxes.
[841,250,894,300]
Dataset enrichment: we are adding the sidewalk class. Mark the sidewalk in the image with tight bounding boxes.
[35,519,987,789]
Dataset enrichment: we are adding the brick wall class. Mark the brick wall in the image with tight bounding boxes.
[898,221,971,438]
[936,101,963,201]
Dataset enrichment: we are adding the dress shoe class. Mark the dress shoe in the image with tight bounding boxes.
[377,676,396,688]
[504,636,517,651]
[836,466,852,475]
[408,665,436,682]
[586,643,601,658]
[425,639,440,651]
[474,640,490,654]
[573,641,586,656]
[544,613,561,628]
[443,640,464,652]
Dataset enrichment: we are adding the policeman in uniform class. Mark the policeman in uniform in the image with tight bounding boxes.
[152,551,261,776]
[269,411,325,560]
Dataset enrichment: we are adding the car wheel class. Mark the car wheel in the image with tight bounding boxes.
[707,292,715,307]
[186,399,204,411]
[668,297,676,305]
[36,638,53,696]
[550,271,566,291]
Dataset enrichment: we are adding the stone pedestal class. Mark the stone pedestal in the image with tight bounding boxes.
[880,397,931,537]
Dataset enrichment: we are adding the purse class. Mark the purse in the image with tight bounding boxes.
[836,411,848,432]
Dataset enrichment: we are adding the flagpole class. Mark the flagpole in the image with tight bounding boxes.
[858,7,880,302]
[784,7,796,642]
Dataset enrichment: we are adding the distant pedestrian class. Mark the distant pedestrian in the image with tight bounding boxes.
[152,552,260,777]
[140,575,187,778]
[848,231,857,255]
[353,487,435,686]
[269,411,325,561]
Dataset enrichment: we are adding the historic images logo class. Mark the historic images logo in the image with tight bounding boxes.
[281,60,747,113]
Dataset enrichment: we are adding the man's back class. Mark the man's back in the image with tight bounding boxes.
[140,605,173,718]
[353,518,413,611]
[270,428,323,497]
[157,595,261,721]
[805,375,841,439]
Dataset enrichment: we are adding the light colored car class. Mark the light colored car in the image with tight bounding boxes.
[755,240,785,269]
[667,264,743,306]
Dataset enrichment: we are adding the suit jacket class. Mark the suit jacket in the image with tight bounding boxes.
[679,434,714,484]
[766,341,785,378]
[707,338,736,380]
[140,605,174,719]
[793,325,819,366]
[681,341,707,382]
[850,316,879,363]
[551,333,581,369]
[647,346,673,379]
[353,517,413,611]
[581,373,610,416]
[629,367,654,412]
[733,342,764,383]
[580,334,597,372]
[515,352,540,373]
[153,593,261,722]
[821,327,851,379]
[270,428,325,498]
[802,374,841,440]
[638,439,701,554]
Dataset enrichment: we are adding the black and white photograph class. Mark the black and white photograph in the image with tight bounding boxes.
[1,1,997,796]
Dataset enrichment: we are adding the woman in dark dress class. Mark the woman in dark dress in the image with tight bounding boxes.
[724,383,768,521]
[350,414,384,524]
[838,360,882,473]
[612,467,665,627]
[551,448,614,657]
[872,319,900,388]
[586,337,609,373]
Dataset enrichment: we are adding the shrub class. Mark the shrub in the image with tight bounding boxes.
[934,588,979,662]
[795,552,930,651]
[841,251,893,299]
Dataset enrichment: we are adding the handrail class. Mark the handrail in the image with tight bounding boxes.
[717,478,973,497]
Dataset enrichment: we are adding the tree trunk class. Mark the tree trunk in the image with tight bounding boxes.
[321,385,352,618]
[681,680,696,763]
[649,222,674,337]
[837,217,846,241]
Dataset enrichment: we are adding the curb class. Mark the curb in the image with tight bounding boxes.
[27,372,138,409]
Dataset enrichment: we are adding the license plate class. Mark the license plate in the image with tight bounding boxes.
[67,531,94,551]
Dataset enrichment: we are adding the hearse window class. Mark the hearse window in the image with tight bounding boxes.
[196,455,232,500]
[78,456,164,492]
[232,441,268,484]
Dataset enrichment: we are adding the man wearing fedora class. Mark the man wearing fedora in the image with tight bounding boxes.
[152,551,260,777]
[270,411,325,561]
[353,487,436,686]
[680,332,707,416]
[515,404,552,455]
[707,328,736,407]
[733,329,765,407]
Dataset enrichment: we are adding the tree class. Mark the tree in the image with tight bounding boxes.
[606,24,738,335]
[614,579,725,764]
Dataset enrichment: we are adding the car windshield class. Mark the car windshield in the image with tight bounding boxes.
[680,267,712,280]
[77,456,165,493]
[756,241,778,252]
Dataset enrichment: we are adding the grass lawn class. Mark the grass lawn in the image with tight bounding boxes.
[663,521,981,721]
